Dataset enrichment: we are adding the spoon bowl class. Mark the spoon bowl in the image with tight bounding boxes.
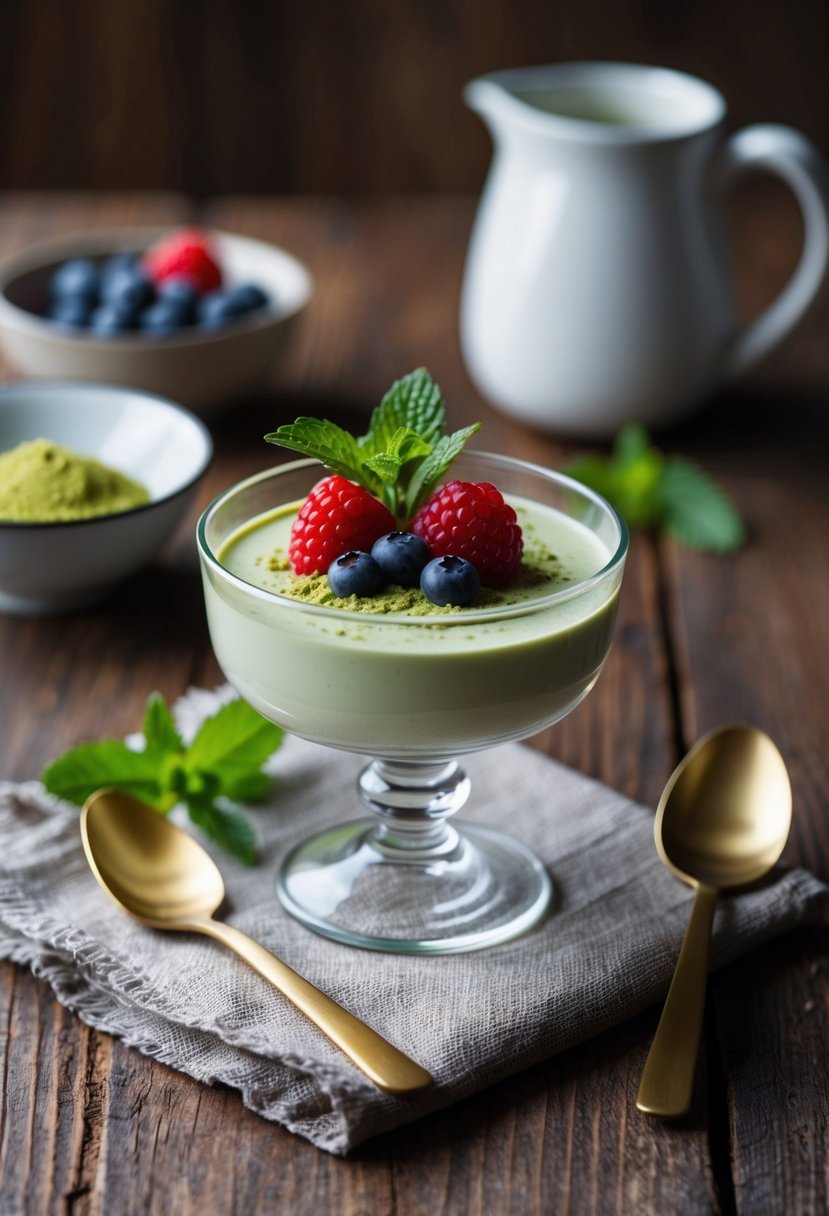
[83,790,225,924]
[636,724,791,1118]
[81,789,432,1094]
[656,723,792,889]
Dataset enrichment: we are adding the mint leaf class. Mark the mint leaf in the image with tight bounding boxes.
[386,426,433,465]
[186,796,257,866]
[220,771,272,804]
[613,456,664,528]
[361,368,446,454]
[263,417,366,484]
[42,741,165,808]
[41,693,285,865]
[568,451,659,525]
[659,458,746,553]
[363,451,405,484]
[142,692,183,759]
[363,427,433,485]
[601,424,665,526]
[184,699,283,795]
[403,424,481,517]
[565,454,617,502]
[566,426,744,553]
[614,423,650,464]
[265,369,479,525]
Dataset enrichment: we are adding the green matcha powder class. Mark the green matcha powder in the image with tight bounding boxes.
[268,549,559,616]
[0,438,150,523]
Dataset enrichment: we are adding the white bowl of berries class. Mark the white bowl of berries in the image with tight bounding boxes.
[0,227,313,410]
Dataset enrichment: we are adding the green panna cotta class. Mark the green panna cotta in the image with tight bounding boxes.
[206,492,620,755]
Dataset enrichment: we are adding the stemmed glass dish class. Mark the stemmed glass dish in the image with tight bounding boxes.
[197,451,628,953]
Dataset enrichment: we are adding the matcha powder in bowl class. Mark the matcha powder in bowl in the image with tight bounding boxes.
[0,438,150,522]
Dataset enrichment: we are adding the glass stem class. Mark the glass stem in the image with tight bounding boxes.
[359,758,471,856]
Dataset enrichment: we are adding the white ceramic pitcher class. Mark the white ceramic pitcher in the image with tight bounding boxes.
[460,63,829,437]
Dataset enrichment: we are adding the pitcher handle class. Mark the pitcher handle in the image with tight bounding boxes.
[714,124,829,380]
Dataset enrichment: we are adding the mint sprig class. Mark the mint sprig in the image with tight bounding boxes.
[265,368,480,523]
[566,425,745,553]
[42,693,284,865]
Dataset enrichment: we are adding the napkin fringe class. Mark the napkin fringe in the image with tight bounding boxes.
[0,908,357,1152]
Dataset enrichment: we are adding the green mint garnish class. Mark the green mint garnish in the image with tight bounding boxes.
[566,424,745,554]
[264,368,480,524]
[42,693,284,865]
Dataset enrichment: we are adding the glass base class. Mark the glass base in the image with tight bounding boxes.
[275,819,553,954]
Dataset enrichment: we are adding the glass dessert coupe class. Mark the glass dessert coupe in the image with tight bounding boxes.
[197,450,628,953]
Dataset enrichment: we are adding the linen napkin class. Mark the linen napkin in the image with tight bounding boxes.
[0,686,824,1156]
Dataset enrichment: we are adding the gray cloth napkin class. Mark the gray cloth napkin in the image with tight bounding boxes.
[0,686,824,1156]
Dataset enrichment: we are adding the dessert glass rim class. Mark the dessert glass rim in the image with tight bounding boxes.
[197,452,629,627]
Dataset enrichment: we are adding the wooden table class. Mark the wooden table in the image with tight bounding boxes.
[0,192,826,1215]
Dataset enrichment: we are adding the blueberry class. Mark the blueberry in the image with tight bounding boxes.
[50,258,99,303]
[371,532,431,587]
[138,298,190,337]
[197,289,249,329]
[327,551,386,598]
[420,555,481,607]
[100,252,139,288]
[227,283,269,313]
[49,296,94,328]
[101,263,154,312]
[88,302,136,336]
[157,275,198,320]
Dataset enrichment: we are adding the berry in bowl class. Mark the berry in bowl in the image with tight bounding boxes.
[48,229,268,338]
[198,369,628,953]
[0,227,313,410]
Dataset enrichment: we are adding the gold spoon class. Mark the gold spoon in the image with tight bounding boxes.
[81,789,432,1095]
[636,724,791,1118]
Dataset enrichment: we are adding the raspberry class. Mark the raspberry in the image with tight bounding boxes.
[410,480,523,588]
[289,476,396,575]
[143,228,222,295]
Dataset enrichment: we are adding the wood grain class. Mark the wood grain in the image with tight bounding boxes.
[658,200,829,1216]
[0,1,827,195]
[0,192,826,1213]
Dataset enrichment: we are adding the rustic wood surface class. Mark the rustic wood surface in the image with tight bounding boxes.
[0,191,826,1214]
[1,1,827,196]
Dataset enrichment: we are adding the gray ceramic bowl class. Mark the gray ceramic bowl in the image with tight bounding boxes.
[0,381,213,615]
[0,228,313,410]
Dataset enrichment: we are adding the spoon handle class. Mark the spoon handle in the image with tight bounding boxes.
[636,884,718,1118]
[196,918,432,1094]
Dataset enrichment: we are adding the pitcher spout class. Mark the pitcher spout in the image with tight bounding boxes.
[463,76,517,139]
[464,69,571,144]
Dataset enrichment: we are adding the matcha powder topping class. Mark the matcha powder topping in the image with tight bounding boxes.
[0,438,150,522]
